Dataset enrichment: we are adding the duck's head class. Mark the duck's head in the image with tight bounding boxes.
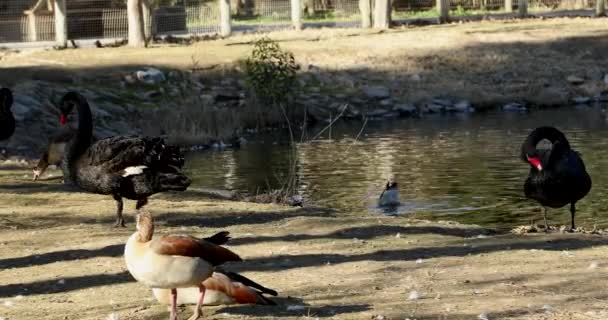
[385,181,398,191]
[135,210,154,242]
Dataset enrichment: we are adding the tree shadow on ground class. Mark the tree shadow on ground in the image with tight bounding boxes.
[0,271,133,298]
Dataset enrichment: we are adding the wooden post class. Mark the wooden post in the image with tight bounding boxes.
[291,0,302,30]
[373,0,390,29]
[597,0,606,16]
[54,0,67,46]
[518,0,527,17]
[219,0,232,37]
[505,0,513,12]
[359,0,372,28]
[437,0,449,23]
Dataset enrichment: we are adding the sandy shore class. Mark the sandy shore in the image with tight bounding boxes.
[1,166,607,320]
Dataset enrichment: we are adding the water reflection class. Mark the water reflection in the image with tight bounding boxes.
[184,107,608,229]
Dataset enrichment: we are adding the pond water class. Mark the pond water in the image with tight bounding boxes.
[184,107,608,229]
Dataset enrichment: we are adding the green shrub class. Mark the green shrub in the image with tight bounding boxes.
[244,37,299,106]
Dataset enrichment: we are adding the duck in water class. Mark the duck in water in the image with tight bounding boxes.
[378,180,400,207]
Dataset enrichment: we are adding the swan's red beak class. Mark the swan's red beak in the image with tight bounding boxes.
[59,114,67,125]
[527,156,543,171]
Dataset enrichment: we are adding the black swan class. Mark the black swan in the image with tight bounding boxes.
[521,126,592,230]
[59,92,191,227]
[0,88,15,141]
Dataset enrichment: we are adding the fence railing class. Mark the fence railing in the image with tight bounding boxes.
[0,0,604,45]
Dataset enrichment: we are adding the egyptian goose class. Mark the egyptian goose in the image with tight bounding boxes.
[58,91,190,227]
[124,210,242,320]
[152,269,277,307]
[521,126,592,230]
[0,88,15,141]
[378,181,400,207]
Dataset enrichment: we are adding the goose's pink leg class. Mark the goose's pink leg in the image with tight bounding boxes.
[170,288,178,320]
[187,285,206,320]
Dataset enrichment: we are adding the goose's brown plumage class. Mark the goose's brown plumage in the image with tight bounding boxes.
[0,88,15,141]
[125,211,242,320]
[59,92,190,226]
[152,271,277,306]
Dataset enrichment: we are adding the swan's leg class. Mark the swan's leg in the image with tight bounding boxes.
[570,202,576,231]
[187,285,206,320]
[542,207,549,232]
[113,194,125,227]
[136,198,148,210]
[170,288,178,320]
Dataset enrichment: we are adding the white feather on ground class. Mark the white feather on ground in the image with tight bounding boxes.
[121,166,148,177]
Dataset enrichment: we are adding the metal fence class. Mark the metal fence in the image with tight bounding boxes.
[0,0,603,44]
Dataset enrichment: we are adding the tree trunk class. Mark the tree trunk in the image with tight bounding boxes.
[359,0,372,28]
[54,0,67,47]
[597,0,606,16]
[141,0,151,41]
[291,0,303,29]
[373,0,390,29]
[219,0,232,36]
[437,0,449,23]
[518,0,527,17]
[128,0,146,47]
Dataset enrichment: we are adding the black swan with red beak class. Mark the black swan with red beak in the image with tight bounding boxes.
[521,126,591,230]
[59,92,191,227]
[0,88,15,141]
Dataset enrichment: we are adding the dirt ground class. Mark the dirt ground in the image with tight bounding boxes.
[2,17,608,106]
[1,165,608,320]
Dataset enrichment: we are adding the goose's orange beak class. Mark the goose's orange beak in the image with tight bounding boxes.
[526,156,543,171]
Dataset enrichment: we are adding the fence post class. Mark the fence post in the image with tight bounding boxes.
[359,0,372,28]
[373,0,390,29]
[518,0,527,17]
[219,0,232,37]
[437,0,449,23]
[505,0,513,12]
[291,0,302,30]
[597,0,606,16]
[54,0,67,47]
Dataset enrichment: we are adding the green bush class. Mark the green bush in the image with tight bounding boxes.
[244,37,299,106]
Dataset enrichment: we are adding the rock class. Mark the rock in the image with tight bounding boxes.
[502,102,527,112]
[594,91,608,102]
[124,74,137,84]
[604,74,608,85]
[410,73,422,81]
[423,103,445,113]
[140,90,162,100]
[379,98,393,107]
[447,100,475,113]
[10,102,31,122]
[567,75,584,85]
[308,86,320,93]
[393,103,417,116]
[213,90,241,102]
[363,86,390,99]
[136,68,166,85]
[199,94,214,104]
[431,98,452,107]
[528,87,569,107]
[572,96,590,104]
[365,109,389,117]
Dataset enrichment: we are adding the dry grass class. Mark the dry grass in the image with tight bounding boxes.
[2,166,608,320]
[2,17,608,108]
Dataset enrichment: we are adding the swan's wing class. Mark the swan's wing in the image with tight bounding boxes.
[151,234,242,266]
[83,135,183,174]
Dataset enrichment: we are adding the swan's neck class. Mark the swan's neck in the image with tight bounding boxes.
[64,96,93,173]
